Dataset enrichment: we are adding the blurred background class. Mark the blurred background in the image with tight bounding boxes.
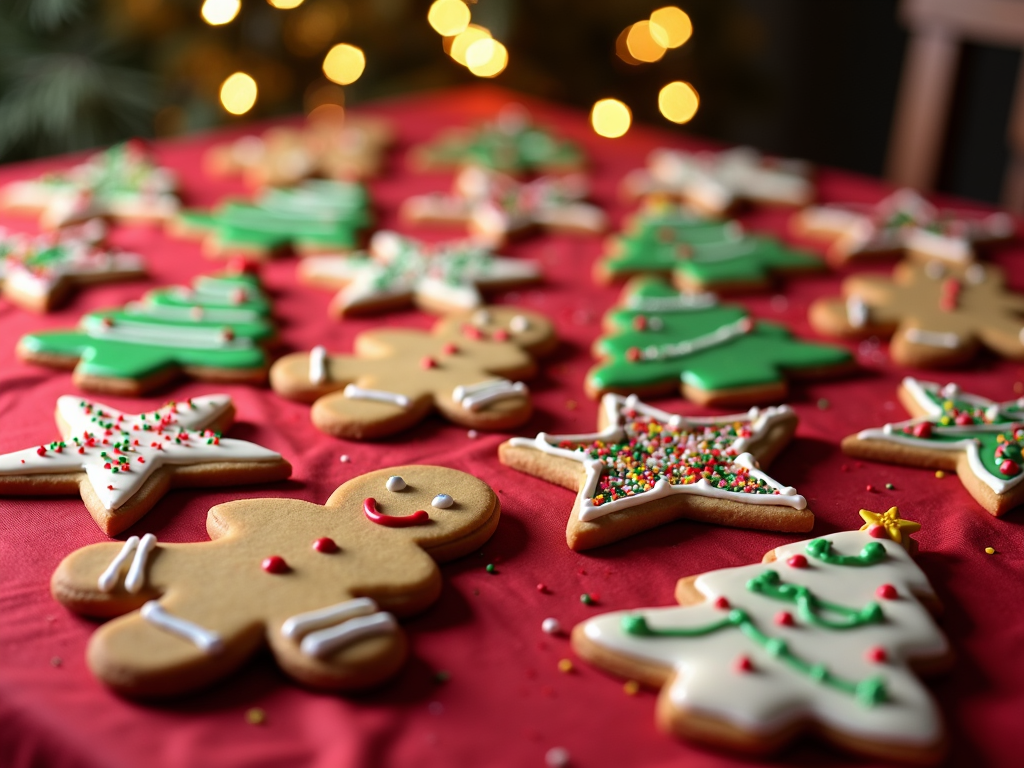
[0,0,1016,203]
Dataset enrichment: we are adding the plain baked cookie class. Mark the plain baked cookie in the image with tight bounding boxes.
[50,465,500,697]
[572,511,951,766]
[0,395,290,535]
[270,306,557,439]
[842,376,1024,517]
[587,276,854,406]
[498,393,813,550]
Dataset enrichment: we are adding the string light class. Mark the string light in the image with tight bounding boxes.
[201,0,240,26]
[625,21,667,63]
[428,0,470,37]
[220,72,258,115]
[591,99,631,138]
[649,6,693,48]
[268,0,304,8]
[323,44,366,85]
[448,24,491,66]
[466,38,508,78]
[658,81,699,123]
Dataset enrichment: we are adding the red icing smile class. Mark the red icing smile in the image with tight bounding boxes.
[363,497,430,527]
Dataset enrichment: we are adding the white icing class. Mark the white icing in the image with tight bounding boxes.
[846,296,868,329]
[508,394,807,522]
[509,314,530,333]
[0,395,281,510]
[431,494,453,509]
[386,475,407,492]
[903,328,960,349]
[452,378,528,411]
[342,384,410,409]
[634,317,751,361]
[309,345,327,384]
[140,601,224,655]
[281,597,397,659]
[624,293,717,312]
[281,596,377,639]
[579,530,948,747]
[1,234,144,300]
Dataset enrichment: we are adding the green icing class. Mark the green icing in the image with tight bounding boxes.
[806,539,887,567]
[746,571,883,629]
[589,277,852,394]
[178,179,371,252]
[422,122,583,174]
[603,209,820,288]
[20,271,273,379]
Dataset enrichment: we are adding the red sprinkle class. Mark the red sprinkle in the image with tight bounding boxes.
[867,646,887,663]
[36,446,46,456]
[261,555,289,574]
[1000,459,1020,476]
[775,611,795,627]
[626,347,641,362]
[735,655,753,673]
[632,315,647,331]
[911,422,932,438]
[492,329,509,342]
[877,583,898,600]
[441,343,458,355]
[312,537,338,553]
[463,325,482,340]
[714,596,730,610]
[536,583,548,593]
[786,554,808,568]
[420,356,436,370]
[866,484,874,492]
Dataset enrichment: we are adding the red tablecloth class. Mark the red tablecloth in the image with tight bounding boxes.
[1,85,1021,768]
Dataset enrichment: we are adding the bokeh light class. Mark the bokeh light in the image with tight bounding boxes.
[625,21,667,63]
[220,72,258,115]
[201,0,240,26]
[649,7,693,48]
[466,38,508,78]
[448,25,491,66]
[268,0,304,9]
[323,43,366,85]
[428,0,470,37]
[591,98,631,138]
[658,81,700,123]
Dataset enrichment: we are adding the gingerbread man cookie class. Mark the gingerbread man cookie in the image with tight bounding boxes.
[0,141,179,229]
[270,306,556,439]
[299,230,542,317]
[410,104,585,175]
[173,179,372,259]
[843,377,1024,516]
[572,512,950,765]
[621,146,814,217]
[50,465,499,697]
[596,201,822,293]
[204,115,393,187]
[809,261,1024,367]
[498,393,812,550]
[791,188,1015,266]
[588,276,853,406]
[0,395,290,535]
[18,268,276,395]
[400,165,607,246]
[0,223,145,312]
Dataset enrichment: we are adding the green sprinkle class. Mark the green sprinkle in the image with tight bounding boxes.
[485,563,496,574]
[580,593,594,606]
[885,483,894,490]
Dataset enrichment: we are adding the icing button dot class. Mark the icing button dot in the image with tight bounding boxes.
[492,328,509,342]
[386,475,407,492]
[431,493,453,509]
[441,343,458,355]
[866,646,887,663]
[786,554,808,568]
[509,314,530,333]
[735,655,754,673]
[261,555,289,574]
[774,611,795,627]
[713,596,730,610]
[312,537,338,553]
[876,583,898,599]
[420,356,436,370]
[866,524,886,539]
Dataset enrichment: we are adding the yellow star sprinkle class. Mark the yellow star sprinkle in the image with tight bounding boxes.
[858,506,922,545]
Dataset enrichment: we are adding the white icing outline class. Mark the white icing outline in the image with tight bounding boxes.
[452,378,528,411]
[140,601,224,655]
[903,328,960,349]
[281,597,397,659]
[342,384,410,409]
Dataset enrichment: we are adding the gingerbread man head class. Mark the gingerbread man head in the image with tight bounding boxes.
[270,306,557,439]
[51,465,500,697]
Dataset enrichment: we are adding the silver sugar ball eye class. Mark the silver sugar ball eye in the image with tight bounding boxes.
[509,314,530,333]
[431,493,454,509]
[386,476,407,492]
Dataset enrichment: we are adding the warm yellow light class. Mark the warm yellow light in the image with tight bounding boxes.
[650,6,693,48]
[268,0,304,8]
[466,38,508,78]
[591,98,631,139]
[201,0,240,25]
[625,21,666,63]
[322,44,366,85]
[449,24,491,66]
[428,0,470,37]
[220,72,258,116]
[658,81,700,123]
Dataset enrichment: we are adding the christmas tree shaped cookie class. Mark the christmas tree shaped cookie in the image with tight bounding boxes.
[621,146,814,217]
[573,511,951,765]
[596,202,822,293]
[587,276,853,406]
[410,104,584,175]
[17,268,276,394]
[0,141,180,229]
[0,395,290,535]
[0,225,145,312]
[50,465,499,696]
[173,179,372,259]
[792,188,1015,266]
[299,230,541,317]
[843,377,1024,516]
[809,261,1024,367]
[400,165,606,246]
[498,393,813,550]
